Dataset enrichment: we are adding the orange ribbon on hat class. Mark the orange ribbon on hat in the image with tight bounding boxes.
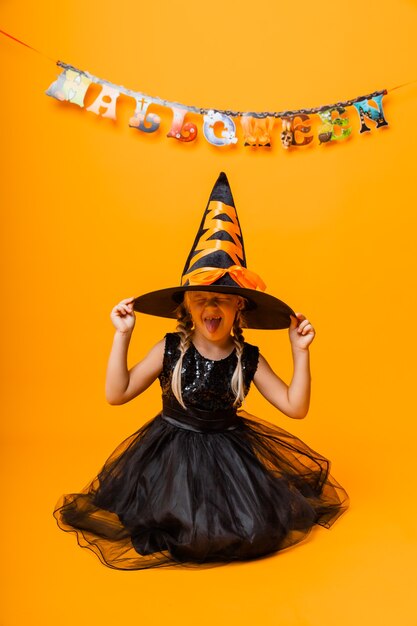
[182,265,267,291]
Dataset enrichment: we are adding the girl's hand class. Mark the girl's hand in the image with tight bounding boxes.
[289,313,315,351]
[110,297,136,334]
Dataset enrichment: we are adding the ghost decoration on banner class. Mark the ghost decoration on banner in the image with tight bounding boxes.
[317,107,352,144]
[353,95,388,133]
[203,110,238,146]
[240,115,275,147]
[46,69,92,107]
[166,107,198,142]
[129,97,161,133]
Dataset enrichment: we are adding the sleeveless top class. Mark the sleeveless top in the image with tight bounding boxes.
[158,332,260,412]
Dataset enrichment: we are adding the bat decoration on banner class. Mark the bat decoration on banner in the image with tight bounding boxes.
[45,61,389,150]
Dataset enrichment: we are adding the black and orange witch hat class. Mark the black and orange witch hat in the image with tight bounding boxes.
[133,172,295,329]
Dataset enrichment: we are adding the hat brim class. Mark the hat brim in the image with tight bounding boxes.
[133,285,296,330]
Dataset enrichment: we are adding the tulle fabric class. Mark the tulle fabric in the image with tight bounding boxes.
[53,410,349,570]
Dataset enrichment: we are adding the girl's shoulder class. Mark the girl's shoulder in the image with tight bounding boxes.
[163,331,181,353]
[158,333,181,383]
[240,340,260,379]
[242,339,259,354]
[160,333,182,368]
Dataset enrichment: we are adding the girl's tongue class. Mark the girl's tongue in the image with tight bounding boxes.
[204,317,221,333]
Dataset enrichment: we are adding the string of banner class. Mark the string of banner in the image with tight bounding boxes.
[2,27,417,150]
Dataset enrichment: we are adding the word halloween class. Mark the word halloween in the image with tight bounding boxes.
[46,62,389,150]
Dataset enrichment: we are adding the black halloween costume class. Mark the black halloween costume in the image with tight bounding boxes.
[53,172,349,569]
[53,332,349,569]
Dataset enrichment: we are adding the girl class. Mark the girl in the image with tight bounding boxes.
[53,173,349,570]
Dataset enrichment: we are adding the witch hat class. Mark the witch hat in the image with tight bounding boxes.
[133,172,295,329]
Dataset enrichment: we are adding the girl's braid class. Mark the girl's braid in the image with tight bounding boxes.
[171,303,193,408]
[231,307,246,407]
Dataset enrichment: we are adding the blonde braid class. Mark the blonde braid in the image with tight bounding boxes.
[231,305,247,407]
[171,303,193,409]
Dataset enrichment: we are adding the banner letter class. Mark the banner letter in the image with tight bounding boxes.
[317,107,352,144]
[281,115,313,148]
[240,115,275,147]
[129,97,161,133]
[353,95,388,133]
[86,85,120,119]
[45,69,92,107]
[203,110,238,146]
[167,107,197,142]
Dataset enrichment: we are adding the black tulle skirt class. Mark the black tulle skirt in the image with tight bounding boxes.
[53,408,349,570]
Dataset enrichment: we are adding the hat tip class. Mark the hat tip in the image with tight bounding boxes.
[209,171,234,206]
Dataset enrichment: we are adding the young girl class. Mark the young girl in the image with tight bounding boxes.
[53,173,349,570]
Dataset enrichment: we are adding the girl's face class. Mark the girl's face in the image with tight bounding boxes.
[184,291,242,342]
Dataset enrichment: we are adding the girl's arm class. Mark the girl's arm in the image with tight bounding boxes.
[105,296,164,405]
[253,313,315,420]
[105,332,165,405]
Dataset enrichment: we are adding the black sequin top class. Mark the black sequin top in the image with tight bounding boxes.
[158,332,260,412]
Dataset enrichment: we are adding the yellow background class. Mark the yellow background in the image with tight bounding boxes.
[1,1,417,624]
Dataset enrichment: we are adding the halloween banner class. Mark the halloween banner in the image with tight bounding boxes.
[3,28,417,151]
[45,61,389,149]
